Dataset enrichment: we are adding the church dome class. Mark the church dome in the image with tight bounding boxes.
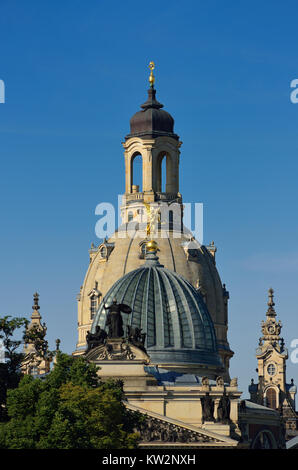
[126,88,179,140]
[91,245,224,376]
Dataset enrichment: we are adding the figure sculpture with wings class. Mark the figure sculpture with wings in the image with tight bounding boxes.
[105,299,132,338]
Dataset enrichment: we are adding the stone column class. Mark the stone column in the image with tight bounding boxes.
[198,397,203,424]
[125,152,132,194]
[230,397,239,423]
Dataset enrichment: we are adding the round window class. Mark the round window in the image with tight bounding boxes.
[267,363,276,376]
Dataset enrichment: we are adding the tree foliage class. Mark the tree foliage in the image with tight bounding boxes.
[0,316,29,420]
[0,353,140,449]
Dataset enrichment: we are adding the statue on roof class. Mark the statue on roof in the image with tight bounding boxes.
[105,299,132,338]
[127,325,146,351]
[217,391,231,424]
[86,326,107,352]
[201,393,214,422]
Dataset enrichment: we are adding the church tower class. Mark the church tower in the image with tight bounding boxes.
[75,63,233,381]
[249,288,298,438]
[121,62,182,225]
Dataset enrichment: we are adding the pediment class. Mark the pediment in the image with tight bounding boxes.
[125,402,239,447]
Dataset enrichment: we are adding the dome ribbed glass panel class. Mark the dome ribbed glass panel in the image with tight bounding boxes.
[92,256,221,368]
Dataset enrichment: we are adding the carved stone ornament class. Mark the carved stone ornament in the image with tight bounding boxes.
[261,319,282,338]
[136,415,220,444]
[97,341,136,361]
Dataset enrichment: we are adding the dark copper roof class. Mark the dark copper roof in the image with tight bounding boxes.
[126,88,179,140]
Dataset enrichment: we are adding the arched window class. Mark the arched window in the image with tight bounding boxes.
[266,388,277,410]
[99,246,107,259]
[156,152,173,194]
[169,210,173,229]
[131,153,142,192]
[252,430,276,449]
[128,211,134,222]
[161,154,167,192]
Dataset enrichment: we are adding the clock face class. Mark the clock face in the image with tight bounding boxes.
[268,325,275,334]
[267,363,276,376]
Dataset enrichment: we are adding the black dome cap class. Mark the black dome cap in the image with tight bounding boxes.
[126,88,179,141]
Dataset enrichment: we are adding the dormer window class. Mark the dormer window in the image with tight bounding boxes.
[90,295,98,320]
[99,246,107,259]
[88,281,101,320]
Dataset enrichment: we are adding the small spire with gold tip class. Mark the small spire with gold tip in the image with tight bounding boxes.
[149,61,155,88]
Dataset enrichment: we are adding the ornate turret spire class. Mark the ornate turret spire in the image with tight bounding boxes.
[33,292,40,310]
[31,292,41,321]
[55,338,61,352]
[22,293,52,376]
[266,288,276,318]
[261,288,282,342]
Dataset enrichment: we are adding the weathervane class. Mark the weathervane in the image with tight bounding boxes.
[149,61,155,88]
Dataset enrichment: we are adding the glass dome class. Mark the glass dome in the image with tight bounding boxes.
[91,249,223,373]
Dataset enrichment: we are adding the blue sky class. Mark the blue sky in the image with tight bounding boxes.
[1,0,298,396]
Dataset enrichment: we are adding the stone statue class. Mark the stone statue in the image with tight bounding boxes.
[201,393,214,422]
[230,377,238,387]
[216,376,224,387]
[201,376,209,387]
[86,325,107,352]
[217,392,231,424]
[127,325,146,351]
[105,299,132,338]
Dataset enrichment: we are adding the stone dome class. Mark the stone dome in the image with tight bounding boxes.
[91,245,224,376]
[126,88,179,140]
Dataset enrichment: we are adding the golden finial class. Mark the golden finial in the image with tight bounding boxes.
[149,61,155,88]
[146,239,159,253]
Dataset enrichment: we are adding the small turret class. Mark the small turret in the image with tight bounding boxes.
[249,288,298,438]
[22,293,52,376]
